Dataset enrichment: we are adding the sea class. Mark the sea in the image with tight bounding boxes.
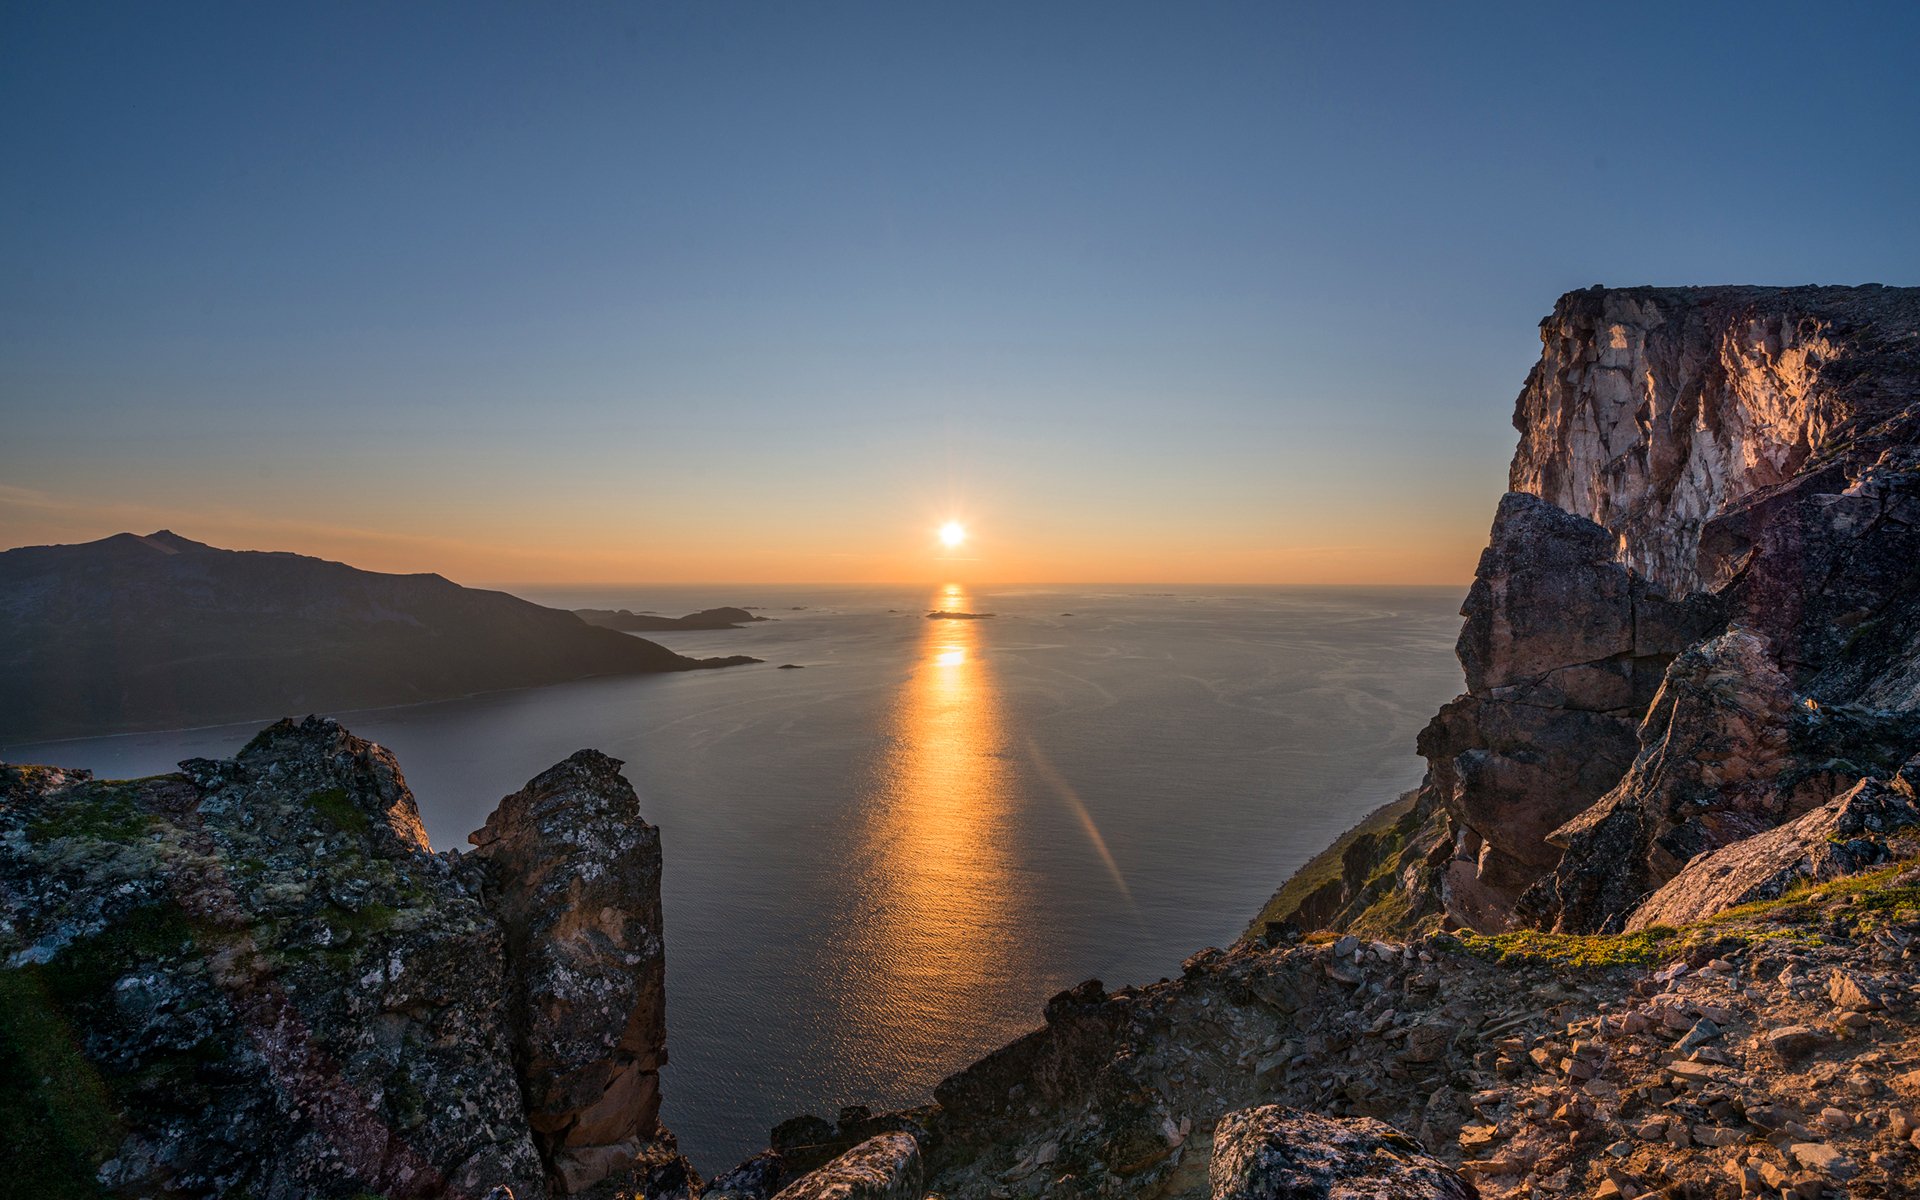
[3,584,1465,1172]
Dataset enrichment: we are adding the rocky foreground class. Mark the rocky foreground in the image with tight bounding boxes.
[6,284,1920,1199]
[1,717,690,1199]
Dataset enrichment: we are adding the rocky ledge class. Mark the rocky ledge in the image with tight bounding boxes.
[0,716,687,1200]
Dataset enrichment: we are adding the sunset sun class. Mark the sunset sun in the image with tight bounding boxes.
[939,521,967,548]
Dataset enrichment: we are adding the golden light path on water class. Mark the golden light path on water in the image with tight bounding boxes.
[835,584,1031,1066]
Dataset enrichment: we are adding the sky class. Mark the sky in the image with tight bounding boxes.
[3,2,1917,586]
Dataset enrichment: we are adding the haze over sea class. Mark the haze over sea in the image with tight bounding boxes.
[5,584,1462,1170]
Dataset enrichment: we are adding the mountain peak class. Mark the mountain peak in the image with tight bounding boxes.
[139,529,213,554]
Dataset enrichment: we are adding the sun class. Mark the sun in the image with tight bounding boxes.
[939,520,967,548]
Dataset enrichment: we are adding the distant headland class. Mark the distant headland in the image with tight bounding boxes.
[575,606,769,632]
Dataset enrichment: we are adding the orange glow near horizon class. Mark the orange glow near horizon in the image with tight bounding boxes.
[0,486,1489,587]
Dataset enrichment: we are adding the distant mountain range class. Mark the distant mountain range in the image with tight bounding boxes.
[0,531,758,741]
[574,605,767,631]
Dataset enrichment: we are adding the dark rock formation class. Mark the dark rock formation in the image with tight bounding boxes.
[0,716,686,1200]
[574,607,768,632]
[466,751,671,1194]
[1209,1105,1476,1199]
[1416,493,1720,926]
[0,532,758,741]
[768,1133,924,1200]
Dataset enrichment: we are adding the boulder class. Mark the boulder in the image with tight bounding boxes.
[769,1133,924,1200]
[1208,1104,1477,1199]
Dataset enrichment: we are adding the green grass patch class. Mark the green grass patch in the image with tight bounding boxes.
[0,969,121,1197]
[1447,925,1679,969]
[1709,860,1920,928]
[28,785,153,845]
[1349,886,1414,938]
[307,787,371,836]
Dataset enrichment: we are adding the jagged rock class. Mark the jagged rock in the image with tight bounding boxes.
[1208,1104,1477,1199]
[768,1133,924,1200]
[1626,772,1920,929]
[0,717,545,1199]
[466,750,671,1194]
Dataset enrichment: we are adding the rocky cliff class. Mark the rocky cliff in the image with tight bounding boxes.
[0,717,687,1199]
[1257,284,1920,939]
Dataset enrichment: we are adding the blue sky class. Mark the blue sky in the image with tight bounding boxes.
[3,2,1916,582]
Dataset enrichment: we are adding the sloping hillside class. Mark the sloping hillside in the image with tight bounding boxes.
[0,531,755,740]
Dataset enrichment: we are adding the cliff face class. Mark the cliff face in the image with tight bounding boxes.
[1259,284,1920,938]
[0,717,686,1200]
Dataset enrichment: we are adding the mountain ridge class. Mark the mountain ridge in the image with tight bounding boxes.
[0,531,758,741]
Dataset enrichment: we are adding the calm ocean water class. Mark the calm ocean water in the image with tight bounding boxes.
[4,584,1464,1172]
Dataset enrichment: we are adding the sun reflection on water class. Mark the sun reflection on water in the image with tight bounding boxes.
[838,585,1027,1070]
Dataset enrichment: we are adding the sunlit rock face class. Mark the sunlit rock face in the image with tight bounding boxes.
[466,750,671,1195]
[768,1132,925,1200]
[1507,285,1916,594]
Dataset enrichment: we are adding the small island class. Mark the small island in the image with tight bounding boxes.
[575,606,768,632]
[927,611,995,620]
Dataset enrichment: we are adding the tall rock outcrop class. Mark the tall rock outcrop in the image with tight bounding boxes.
[1413,492,1716,927]
[466,751,672,1195]
[1257,284,1920,936]
[0,717,683,1200]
